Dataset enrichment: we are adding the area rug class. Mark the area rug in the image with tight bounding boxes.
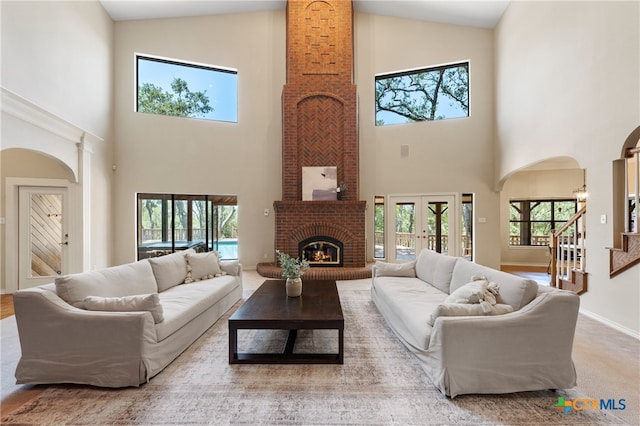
[1,289,628,425]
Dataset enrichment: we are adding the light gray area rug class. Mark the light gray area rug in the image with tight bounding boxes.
[1,288,630,425]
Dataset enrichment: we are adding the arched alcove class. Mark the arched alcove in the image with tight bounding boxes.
[499,156,584,269]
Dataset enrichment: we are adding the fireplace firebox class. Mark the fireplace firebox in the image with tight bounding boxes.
[299,237,343,267]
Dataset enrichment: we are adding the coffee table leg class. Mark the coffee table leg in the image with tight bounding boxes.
[338,327,344,364]
[284,329,298,354]
[229,323,238,363]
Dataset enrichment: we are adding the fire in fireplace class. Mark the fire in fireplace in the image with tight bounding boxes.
[299,237,343,267]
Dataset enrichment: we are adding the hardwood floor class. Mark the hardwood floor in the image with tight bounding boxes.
[1,294,15,320]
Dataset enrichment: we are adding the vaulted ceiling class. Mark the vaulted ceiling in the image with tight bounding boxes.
[99,0,510,29]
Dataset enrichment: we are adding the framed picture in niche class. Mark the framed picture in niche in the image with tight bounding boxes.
[302,166,337,201]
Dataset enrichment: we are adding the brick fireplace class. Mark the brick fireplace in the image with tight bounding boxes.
[273,0,366,269]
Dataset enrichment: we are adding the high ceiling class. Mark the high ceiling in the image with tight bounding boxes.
[100,0,510,29]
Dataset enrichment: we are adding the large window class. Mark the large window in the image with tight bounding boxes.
[375,62,469,126]
[136,55,238,122]
[137,194,238,260]
[509,199,577,246]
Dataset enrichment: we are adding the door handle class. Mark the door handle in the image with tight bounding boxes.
[59,233,69,245]
[59,242,68,245]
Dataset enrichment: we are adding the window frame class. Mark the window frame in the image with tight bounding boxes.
[375,61,469,126]
[509,198,578,247]
[135,54,238,123]
[136,193,238,260]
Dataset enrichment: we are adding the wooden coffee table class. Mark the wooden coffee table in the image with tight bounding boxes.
[229,279,344,364]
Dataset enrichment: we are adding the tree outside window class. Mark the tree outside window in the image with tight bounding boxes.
[375,62,469,126]
[136,55,238,123]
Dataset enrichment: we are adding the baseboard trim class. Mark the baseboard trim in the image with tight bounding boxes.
[500,264,547,272]
[579,308,640,340]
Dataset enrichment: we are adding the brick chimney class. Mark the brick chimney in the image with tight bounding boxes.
[274,0,366,267]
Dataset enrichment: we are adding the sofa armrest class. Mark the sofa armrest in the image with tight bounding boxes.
[428,290,579,394]
[220,260,242,277]
[13,287,156,386]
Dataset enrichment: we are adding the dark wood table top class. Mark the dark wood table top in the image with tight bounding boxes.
[229,279,343,326]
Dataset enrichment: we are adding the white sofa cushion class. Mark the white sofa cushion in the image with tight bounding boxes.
[155,275,239,341]
[149,250,191,292]
[83,293,164,323]
[372,276,447,350]
[427,303,514,326]
[185,251,224,282]
[450,259,538,310]
[374,260,416,277]
[55,261,158,308]
[414,249,459,294]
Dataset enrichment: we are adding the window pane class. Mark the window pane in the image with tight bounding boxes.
[137,55,238,122]
[530,202,551,221]
[531,222,552,245]
[140,198,163,244]
[375,62,469,126]
[554,201,575,220]
[461,194,473,260]
[214,205,238,259]
[374,196,385,258]
[395,203,416,260]
[509,201,522,221]
[191,198,207,242]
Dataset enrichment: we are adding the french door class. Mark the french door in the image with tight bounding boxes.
[18,186,69,289]
[388,194,459,262]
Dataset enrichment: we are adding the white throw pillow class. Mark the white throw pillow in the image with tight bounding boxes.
[148,250,191,292]
[185,251,224,282]
[428,303,514,326]
[374,260,416,278]
[444,279,488,304]
[83,293,164,323]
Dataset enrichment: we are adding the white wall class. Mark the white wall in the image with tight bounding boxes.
[112,12,286,267]
[112,11,500,269]
[355,14,500,268]
[495,1,640,335]
[0,0,114,291]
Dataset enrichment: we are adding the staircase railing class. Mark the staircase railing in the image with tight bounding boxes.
[550,205,587,294]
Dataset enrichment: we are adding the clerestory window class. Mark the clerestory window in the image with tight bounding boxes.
[375,62,469,126]
[136,55,238,123]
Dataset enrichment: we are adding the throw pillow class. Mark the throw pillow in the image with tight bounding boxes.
[428,303,514,326]
[148,250,191,292]
[83,293,164,323]
[374,260,416,278]
[444,279,488,304]
[185,251,225,282]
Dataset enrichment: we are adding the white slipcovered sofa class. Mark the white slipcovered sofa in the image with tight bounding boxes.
[13,249,242,388]
[371,249,580,398]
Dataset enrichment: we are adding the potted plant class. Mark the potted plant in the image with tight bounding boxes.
[276,250,310,297]
[337,182,347,200]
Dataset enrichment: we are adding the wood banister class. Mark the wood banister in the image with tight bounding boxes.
[553,205,587,237]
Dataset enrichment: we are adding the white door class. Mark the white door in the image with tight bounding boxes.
[388,194,459,262]
[18,186,69,289]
